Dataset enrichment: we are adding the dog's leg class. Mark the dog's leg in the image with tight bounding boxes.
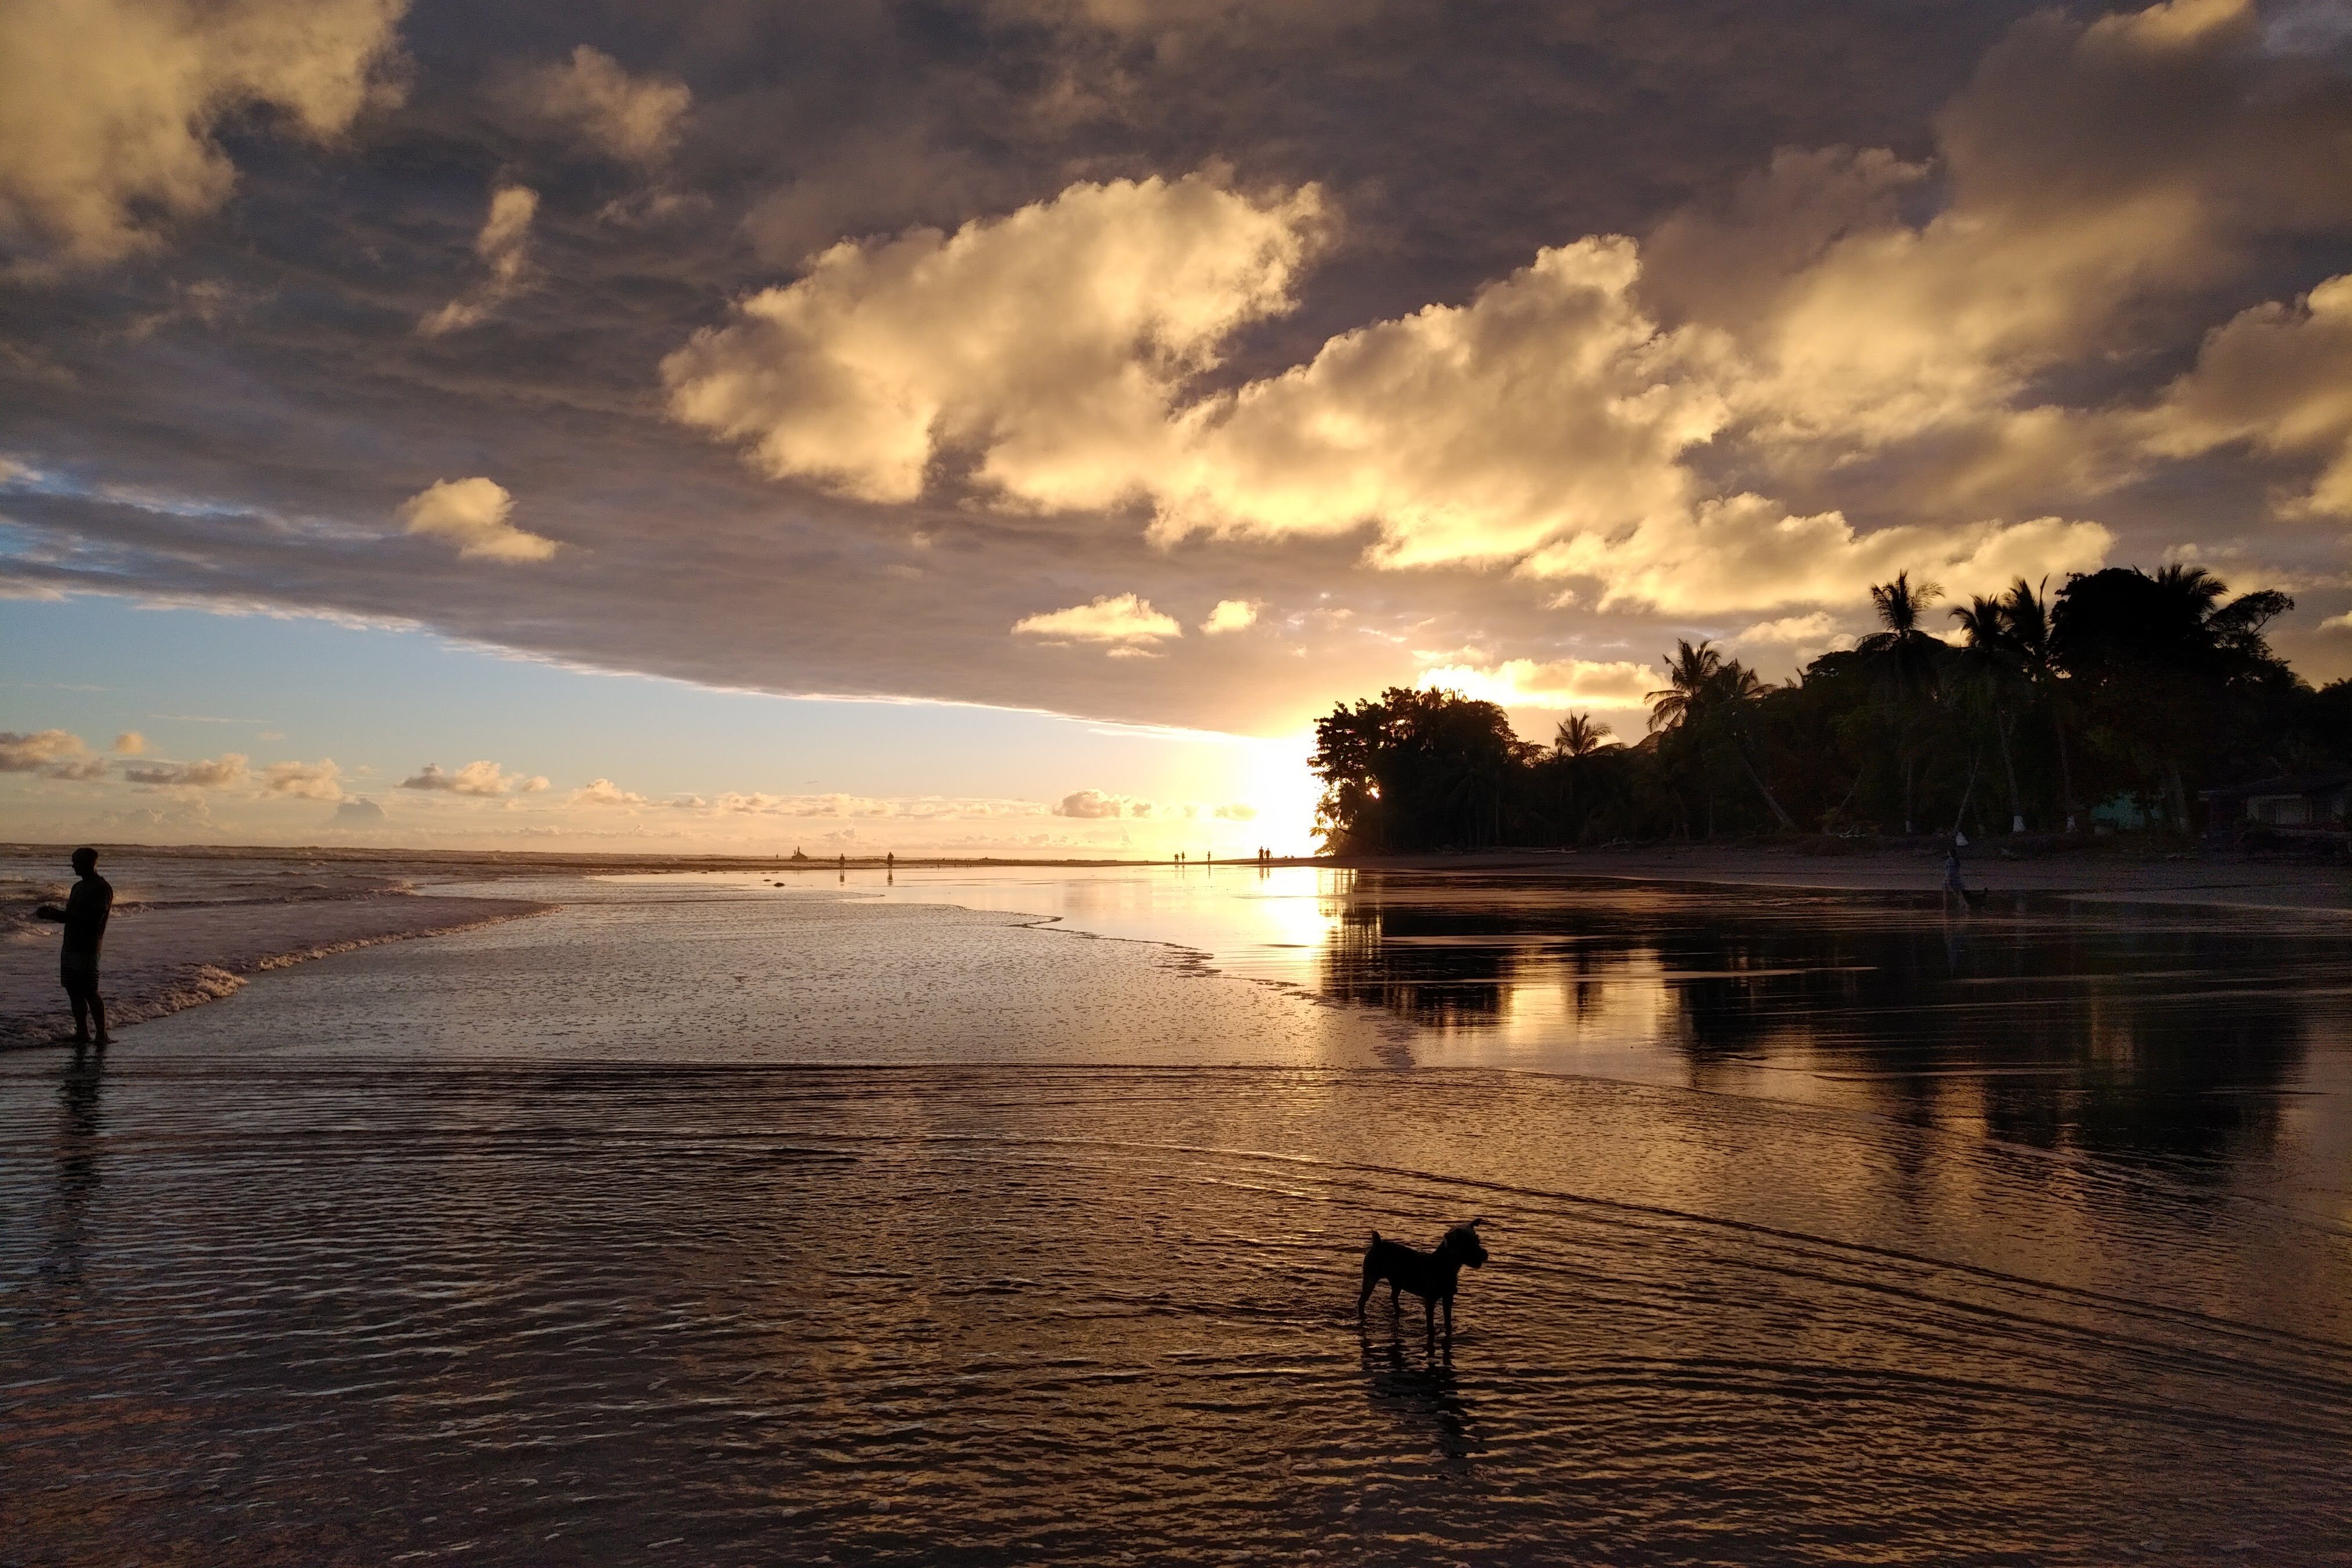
[1357,1265,1376,1316]
[1389,1283,1400,1314]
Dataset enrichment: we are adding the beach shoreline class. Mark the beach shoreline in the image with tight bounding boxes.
[1319,841,2352,913]
[8,836,2348,913]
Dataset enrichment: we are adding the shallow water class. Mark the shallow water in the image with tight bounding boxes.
[4,862,2351,1563]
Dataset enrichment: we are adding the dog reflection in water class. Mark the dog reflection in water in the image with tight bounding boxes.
[1358,1219,1488,1336]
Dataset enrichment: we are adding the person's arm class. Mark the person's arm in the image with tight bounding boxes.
[35,904,67,922]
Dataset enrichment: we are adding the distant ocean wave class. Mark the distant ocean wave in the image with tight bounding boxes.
[0,892,550,1048]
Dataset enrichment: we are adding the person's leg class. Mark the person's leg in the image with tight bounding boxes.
[90,986,109,1046]
[64,976,91,1041]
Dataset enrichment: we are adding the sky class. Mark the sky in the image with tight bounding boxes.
[4,0,2351,853]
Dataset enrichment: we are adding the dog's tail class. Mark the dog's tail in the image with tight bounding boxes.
[1368,1229,1381,1244]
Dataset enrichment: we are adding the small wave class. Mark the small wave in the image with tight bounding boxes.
[0,901,550,1050]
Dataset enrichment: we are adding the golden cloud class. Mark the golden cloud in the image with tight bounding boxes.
[663,172,1326,505]
[1013,592,1182,644]
[1417,657,1656,712]
[396,477,559,562]
[0,0,404,265]
[2138,274,2352,517]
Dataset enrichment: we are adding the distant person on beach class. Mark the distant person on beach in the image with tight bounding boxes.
[1942,844,1966,911]
[34,848,113,1046]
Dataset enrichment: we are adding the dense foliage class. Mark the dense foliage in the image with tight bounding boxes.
[1310,566,2351,852]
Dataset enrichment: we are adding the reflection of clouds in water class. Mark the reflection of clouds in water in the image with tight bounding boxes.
[1310,874,2332,1197]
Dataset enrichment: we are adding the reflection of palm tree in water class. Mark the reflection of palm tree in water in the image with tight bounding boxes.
[1359,1325,1479,1465]
[40,1046,106,1297]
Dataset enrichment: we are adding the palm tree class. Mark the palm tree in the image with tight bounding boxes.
[1647,640,1726,732]
[1857,572,1947,834]
[1951,595,2027,833]
[1649,640,1795,830]
[1554,712,1614,758]
[1992,576,2078,832]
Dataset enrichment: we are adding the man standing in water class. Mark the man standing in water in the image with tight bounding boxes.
[35,848,112,1046]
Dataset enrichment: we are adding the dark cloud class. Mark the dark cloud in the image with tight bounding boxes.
[3,0,2349,736]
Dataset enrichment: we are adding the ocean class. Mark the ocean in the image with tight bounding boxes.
[3,854,2349,1563]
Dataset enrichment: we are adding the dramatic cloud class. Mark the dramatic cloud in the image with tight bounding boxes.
[7,0,2352,765]
[400,759,549,796]
[1013,593,1182,644]
[1200,599,1260,634]
[1527,500,2113,616]
[122,753,251,789]
[419,184,539,336]
[0,729,108,781]
[0,0,404,264]
[509,45,689,165]
[664,172,1325,506]
[2138,274,2352,518]
[395,478,559,562]
[263,757,344,800]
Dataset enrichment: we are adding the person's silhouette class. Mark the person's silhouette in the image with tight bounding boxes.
[35,847,113,1046]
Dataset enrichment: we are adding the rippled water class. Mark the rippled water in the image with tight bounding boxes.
[5,864,2351,1563]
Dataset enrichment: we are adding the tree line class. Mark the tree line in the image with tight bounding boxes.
[1310,565,2352,852]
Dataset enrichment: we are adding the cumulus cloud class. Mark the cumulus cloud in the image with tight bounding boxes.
[1050,788,1255,821]
[1417,658,1657,712]
[1200,598,1260,634]
[0,728,108,781]
[2137,274,2352,518]
[1529,498,2113,615]
[395,477,559,563]
[509,45,689,165]
[663,172,1326,505]
[332,797,387,825]
[111,730,145,755]
[263,757,344,800]
[1735,612,1841,647]
[0,0,404,266]
[1150,239,1729,568]
[1052,787,1140,819]
[1014,593,1182,644]
[400,758,547,796]
[666,173,2114,616]
[652,2,2349,626]
[122,752,250,789]
[571,776,648,807]
[419,184,539,336]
